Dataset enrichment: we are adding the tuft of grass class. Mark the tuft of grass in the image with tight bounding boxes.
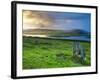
[23,36,91,69]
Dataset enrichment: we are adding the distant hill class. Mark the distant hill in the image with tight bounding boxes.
[23,29,90,37]
[68,29,90,36]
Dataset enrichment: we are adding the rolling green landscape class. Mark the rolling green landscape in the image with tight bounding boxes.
[23,36,91,69]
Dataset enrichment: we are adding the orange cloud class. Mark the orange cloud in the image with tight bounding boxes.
[23,10,54,28]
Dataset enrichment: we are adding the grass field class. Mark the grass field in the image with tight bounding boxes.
[23,36,91,69]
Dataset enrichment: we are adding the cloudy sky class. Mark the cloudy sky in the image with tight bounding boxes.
[23,10,90,32]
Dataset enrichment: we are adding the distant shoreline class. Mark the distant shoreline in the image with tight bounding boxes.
[23,34,90,42]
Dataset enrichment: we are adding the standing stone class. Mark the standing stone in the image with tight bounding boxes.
[73,41,86,63]
[79,44,86,62]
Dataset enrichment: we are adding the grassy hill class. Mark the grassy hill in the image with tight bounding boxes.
[23,36,91,69]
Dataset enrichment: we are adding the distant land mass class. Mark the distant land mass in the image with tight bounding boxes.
[23,29,90,37]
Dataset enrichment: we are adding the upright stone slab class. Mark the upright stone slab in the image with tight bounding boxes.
[73,41,86,63]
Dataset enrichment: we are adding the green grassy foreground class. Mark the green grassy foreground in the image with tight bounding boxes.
[23,36,91,69]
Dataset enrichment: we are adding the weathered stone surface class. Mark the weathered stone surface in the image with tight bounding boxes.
[73,42,86,63]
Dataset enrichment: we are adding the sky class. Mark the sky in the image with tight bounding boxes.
[23,10,91,32]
